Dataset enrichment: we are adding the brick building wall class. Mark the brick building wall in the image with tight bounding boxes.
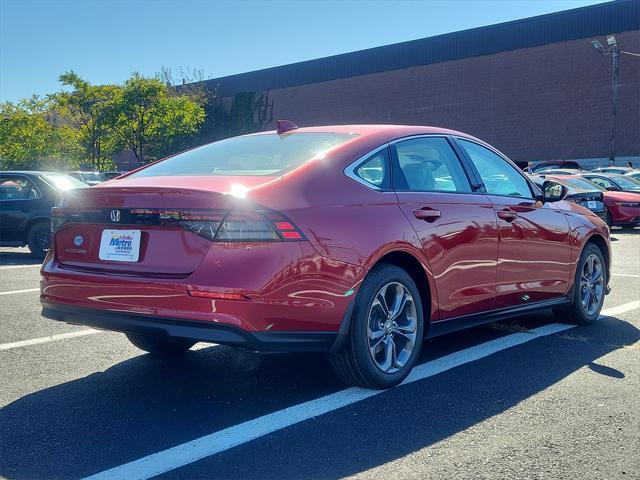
[210,30,639,166]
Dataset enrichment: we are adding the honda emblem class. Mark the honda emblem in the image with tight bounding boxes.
[110,210,121,222]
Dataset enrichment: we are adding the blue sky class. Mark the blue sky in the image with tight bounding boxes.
[0,0,608,102]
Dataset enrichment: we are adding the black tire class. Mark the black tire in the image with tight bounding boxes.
[26,222,51,259]
[554,243,606,326]
[125,333,195,356]
[604,210,613,228]
[330,264,425,389]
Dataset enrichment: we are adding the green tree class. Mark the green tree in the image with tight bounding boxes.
[0,97,62,169]
[54,71,119,171]
[108,74,205,164]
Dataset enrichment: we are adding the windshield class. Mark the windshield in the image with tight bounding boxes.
[611,175,640,191]
[532,176,599,195]
[80,172,105,182]
[129,132,357,178]
[42,173,88,191]
[561,177,604,191]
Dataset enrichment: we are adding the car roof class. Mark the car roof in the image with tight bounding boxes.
[252,124,484,145]
[593,166,633,171]
[582,172,624,179]
[257,124,465,135]
[1,170,51,175]
[0,170,82,174]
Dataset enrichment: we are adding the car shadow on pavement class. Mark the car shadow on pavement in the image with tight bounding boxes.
[1,315,638,480]
[0,249,42,266]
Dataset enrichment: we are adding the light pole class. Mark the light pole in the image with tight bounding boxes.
[591,36,640,166]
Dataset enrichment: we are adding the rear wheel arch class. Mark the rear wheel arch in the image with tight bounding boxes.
[585,233,610,282]
[369,250,435,328]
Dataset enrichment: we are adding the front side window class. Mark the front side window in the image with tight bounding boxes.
[354,148,389,189]
[586,176,615,190]
[129,132,357,178]
[458,139,532,198]
[0,176,41,200]
[393,137,471,193]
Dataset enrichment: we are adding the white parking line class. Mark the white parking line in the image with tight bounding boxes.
[599,300,640,317]
[0,329,102,351]
[611,273,640,278]
[0,288,39,296]
[82,301,640,480]
[0,264,41,270]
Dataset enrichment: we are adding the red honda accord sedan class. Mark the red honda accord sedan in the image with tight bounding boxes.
[41,123,611,388]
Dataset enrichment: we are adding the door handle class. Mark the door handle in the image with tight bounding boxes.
[497,208,518,222]
[413,207,441,222]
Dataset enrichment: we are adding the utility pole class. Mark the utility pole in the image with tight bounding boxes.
[591,35,640,167]
[609,46,619,166]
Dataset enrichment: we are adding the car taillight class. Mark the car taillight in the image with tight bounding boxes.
[51,207,101,233]
[214,210,304,242]
[50,207,304,242]
[51,207,65,233]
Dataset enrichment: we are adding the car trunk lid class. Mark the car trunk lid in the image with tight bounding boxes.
[52,176,280,277]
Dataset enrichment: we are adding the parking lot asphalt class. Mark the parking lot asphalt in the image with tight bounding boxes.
[1,228,639,480]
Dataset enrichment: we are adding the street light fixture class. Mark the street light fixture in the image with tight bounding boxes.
[591,40,605,54]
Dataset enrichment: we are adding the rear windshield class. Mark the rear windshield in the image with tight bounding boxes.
[42,173,88,191]
[80,172,105,182]
[129,132,357,178]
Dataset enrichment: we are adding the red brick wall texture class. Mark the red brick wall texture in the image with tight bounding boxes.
[216,31,640,164]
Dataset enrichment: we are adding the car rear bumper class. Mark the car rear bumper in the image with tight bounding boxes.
[41,301,338,352]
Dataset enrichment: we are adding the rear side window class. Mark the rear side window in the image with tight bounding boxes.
[458,139,532,198]
[354,148,389,189]
[0,176,41,200]
[393,137,472,193]
[129,132,357,177]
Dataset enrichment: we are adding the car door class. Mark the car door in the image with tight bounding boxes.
[455,138,572,309]
[0,174,43,243]
[391,135,499,320]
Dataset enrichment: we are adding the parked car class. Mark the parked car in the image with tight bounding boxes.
[41,124,611,389]
[539,174,640,227]
[529,175,608,224]
[625,170,640,181]
[591,166,635,175]
[67,171,105,186]
[0,171,87,257]
[580,172,640,193]
[529,160,582,173]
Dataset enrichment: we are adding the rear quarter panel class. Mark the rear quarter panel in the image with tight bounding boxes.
[554,200,611,288]
[249,143,439,320]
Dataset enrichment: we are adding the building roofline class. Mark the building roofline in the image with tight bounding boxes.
[194,0,639,97]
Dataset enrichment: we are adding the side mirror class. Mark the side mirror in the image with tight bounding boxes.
[542,180,568,202]
[605,186,619,191]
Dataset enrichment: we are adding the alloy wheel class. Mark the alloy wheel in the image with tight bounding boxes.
[38,233,51,251]
[580,253,604,316]
[367,282,418,374]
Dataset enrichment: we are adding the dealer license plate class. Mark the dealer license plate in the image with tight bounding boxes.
[99,230,141,262]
